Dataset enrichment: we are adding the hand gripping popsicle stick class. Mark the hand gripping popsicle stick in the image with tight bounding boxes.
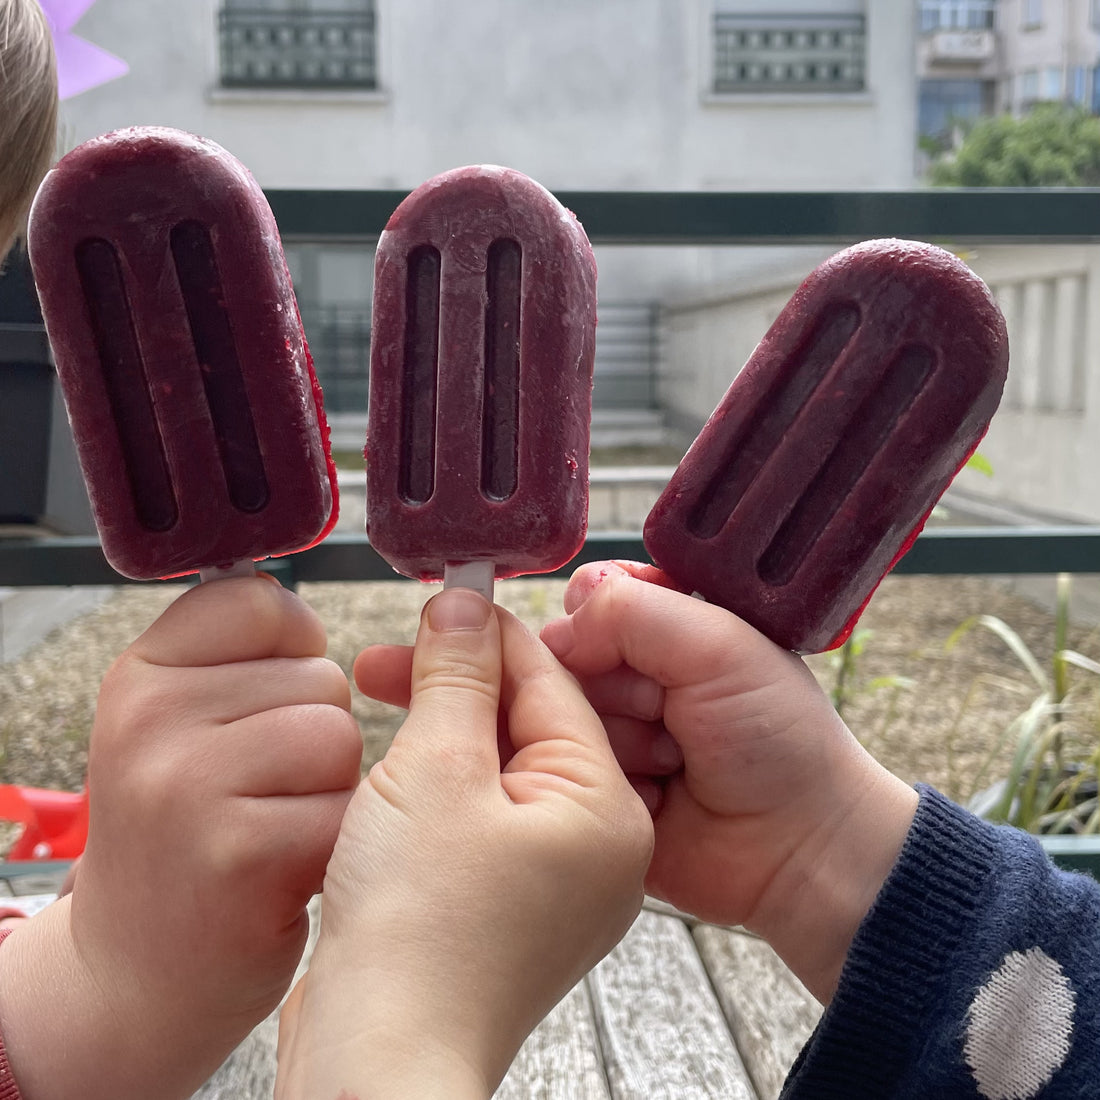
[28,127,338,582]
[643,239,1009,654]
[366,165,598,602]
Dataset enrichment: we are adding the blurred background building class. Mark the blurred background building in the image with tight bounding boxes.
[918,0,1100,151]
[42,0,915,444]
[6,0,1100,542]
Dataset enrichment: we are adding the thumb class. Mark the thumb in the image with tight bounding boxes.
[398,587,502,776]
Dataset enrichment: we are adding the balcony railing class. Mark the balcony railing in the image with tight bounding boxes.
[5,189,1100,589]
[296,301,659,416]
[299,304,371,414]
[218,5,377,90]
[713,13,865,94]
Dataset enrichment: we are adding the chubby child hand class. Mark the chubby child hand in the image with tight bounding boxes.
[540,561,918,1002]
[0,575,363,1100]
[275,587,653,1100]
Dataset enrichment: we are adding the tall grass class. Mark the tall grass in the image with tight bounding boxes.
[947,575,1100,835]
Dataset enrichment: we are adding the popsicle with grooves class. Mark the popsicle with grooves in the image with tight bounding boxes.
[366,164,598,602]
[643,238,1010,654]
[28,126,338,583]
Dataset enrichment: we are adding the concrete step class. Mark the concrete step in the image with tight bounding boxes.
[329,408,671,453]
[0,585,113,663]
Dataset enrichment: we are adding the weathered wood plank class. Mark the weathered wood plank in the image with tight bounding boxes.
[494,980,611,1099]
[588,909,757,1099]
[692,926,821,1100]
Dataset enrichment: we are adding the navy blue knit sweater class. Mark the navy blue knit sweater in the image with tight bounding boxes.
[782,786,1098,1098]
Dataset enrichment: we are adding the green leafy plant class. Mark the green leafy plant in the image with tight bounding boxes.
[929,103,1100,188]
[828,627,914,722]
[947,575,1100,834]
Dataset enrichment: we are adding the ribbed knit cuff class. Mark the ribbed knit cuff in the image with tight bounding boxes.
[781,785,1001,1098]
[0,928,22,1100]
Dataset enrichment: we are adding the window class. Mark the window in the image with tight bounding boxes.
[1018,69,1039,106]
[218,0,377,90]
[918,1,996,32]
[1040,66,1062,101]
[1022,0,1042,28]
[713,11,865,94]
[918,79,993,140]
[1070,66,1090,105]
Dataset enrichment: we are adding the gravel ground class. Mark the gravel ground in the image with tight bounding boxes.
[1,572,1098,812]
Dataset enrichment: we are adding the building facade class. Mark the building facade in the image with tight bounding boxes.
[48,0,916,424]
[918,0,1100,149]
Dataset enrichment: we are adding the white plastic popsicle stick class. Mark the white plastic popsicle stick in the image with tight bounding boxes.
[443,561,495,602]
[198,559,258,584]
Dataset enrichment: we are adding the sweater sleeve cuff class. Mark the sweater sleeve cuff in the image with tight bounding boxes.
[781,784,1001,1097]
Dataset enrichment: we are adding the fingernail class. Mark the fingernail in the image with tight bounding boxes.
[654,734,683,772]
[566,561,629,613]
[427,588,492,632]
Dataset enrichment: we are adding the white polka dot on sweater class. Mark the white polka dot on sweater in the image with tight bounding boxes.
[964,947,1075,1100]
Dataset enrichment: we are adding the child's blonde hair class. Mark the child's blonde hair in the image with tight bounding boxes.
[0,0,58,256]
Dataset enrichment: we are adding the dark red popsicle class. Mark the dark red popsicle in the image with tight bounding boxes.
[28,126,337,580]
[643,239,1009,653]
[366,165,597,596]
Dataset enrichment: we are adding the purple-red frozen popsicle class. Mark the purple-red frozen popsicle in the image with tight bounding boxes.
[366,164,597,598]
[28,126,337,581]
[643,238,1009,653]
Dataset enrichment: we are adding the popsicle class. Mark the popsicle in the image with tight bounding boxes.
[643,238,1009,654]
[27,126,337,581]
[366,164,597,599]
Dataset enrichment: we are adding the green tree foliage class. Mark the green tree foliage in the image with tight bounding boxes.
[930,104,1100,187]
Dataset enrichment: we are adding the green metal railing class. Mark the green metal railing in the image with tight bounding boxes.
[3,187,1100,589]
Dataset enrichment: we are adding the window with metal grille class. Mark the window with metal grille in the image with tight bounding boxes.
[219,1,377,90]
[713,12,865,94]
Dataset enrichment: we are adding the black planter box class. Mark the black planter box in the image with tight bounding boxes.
[0,254,53,525]
[0,331,53,523]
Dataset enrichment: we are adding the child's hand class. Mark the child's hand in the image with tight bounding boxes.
[0,576,363,1100]
[540,561,918,1002]
[275,587,652,1100]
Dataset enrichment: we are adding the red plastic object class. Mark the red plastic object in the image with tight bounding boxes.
[0,785,89,860]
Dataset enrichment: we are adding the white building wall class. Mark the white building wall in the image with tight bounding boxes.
[56,0,916,194]
[661,242,1100,523]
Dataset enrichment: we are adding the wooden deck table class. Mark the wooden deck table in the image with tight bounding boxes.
[195,898,821,1100]
[0,868,821,1099]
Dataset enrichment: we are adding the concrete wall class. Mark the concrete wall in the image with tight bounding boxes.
[659,242,1100,523]
[963,244,1100,521]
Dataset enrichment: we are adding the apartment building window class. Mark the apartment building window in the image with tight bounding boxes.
[1018,68,1039,106]
[713,11,865,93]
[918,1,996,32]
[918,79,993,140]
[1040,66,1062,101]
[219,0,377,90]
[1070,66,1090,105]
[1021,0,1042,28]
